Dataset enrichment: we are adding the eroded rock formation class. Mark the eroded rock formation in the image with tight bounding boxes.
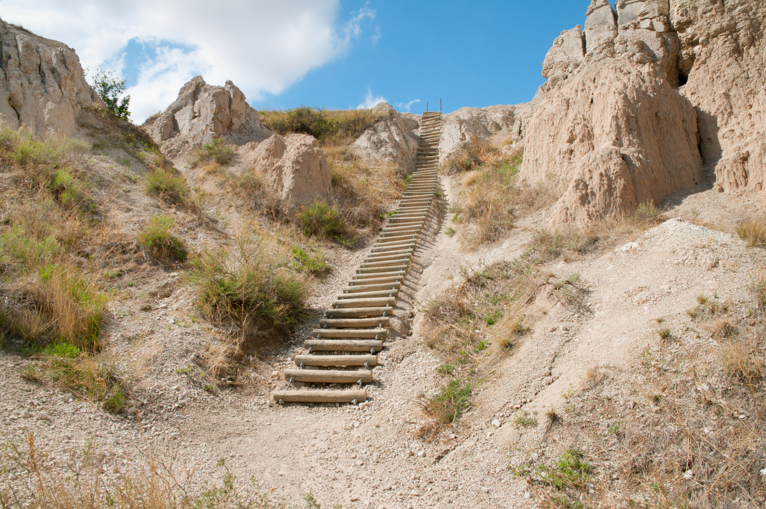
[0,17,101,136]
[439,104,534,164]
[523,0,766,226]
[351,102,420,173]
[144,76,270,158]
[243,134,332,215]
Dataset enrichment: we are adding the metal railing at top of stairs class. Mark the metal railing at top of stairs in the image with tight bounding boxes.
[424,99,442,113]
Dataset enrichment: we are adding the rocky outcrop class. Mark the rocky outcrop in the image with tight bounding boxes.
[243,134,332,215]
[527,0,766,227]
[351,102,420,173]
[0,18,102,137]
[671,0,766,193]
[144,76,270,158]
[439,104,534,164]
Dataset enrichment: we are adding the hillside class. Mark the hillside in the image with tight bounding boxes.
[1,2,766,508]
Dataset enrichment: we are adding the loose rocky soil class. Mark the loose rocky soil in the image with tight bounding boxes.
[2,178,765,508]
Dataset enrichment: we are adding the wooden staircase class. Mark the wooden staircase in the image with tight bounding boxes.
[273,111,443,405]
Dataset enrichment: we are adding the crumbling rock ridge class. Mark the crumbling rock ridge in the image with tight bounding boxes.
[0,17,101,137]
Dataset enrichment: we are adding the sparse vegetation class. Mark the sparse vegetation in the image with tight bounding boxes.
[632,200,662,226]
[291,246,327,274]
[145,167,189,205]
[657,327,671,340]
[137,215,188,263]
[91,69,131,121]
[446,140,556,245]
[424,378,472,424]
[190,138,236,168]
[260,106,385,145]
[512,409,538,427]
[525,228,601,264]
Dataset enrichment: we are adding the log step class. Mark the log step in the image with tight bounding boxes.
[274,389,367,404]
[342,283,401,293]
[337,289,398,299]
[331,297,396,308]
[323,307,392,318]
[284,369,372,384]
[320,316,389,327]
[295,354,378,367]
[305,339,383,353]
[312,328,387,339]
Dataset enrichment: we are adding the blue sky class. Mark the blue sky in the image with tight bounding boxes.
[1,1,593,121]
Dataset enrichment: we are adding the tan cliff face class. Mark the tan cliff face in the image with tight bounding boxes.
[522,0,766,227]
[0,17,102,137]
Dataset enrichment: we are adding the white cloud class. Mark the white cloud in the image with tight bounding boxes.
[0,1,375,121]
[357,88,387,110]
[396,99,420,112]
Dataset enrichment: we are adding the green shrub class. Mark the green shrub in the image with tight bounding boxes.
[145,168,188,204]
[292,247,327,274]
[91,69,131,121]
[297,200,346,240]
[633,201,661,225]
[189,235,308,339]
[137,215,188,263]
[190,138,236,167]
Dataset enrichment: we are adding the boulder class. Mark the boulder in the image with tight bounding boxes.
[244,134,332,215]
[351,102,420,173]
[0,17,101,136]
[144,76,270,158]
[522,61,702,226]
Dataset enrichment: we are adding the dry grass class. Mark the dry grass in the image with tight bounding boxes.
[188,233,308,363]
[446,139,557,245]
[259,106,385,146]
[324,145,404,234]
[736,219,766,247]
[0,434,291,508]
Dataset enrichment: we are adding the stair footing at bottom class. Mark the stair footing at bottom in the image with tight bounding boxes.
[273,389,367,404]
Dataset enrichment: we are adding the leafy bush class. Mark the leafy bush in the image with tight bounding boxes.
[189,235,308,340]
[260,106,384,145]
[145,168,189,204]
[91,69,131,120]
[297,200,346,240]
[190,138,236,168]
[137,215,188,263]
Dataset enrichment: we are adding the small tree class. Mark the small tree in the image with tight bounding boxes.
[92,70,131,121]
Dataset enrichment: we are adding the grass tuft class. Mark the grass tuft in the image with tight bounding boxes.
[297,200,347,242]
[736,219,766,247]
[190,138,236,168]
[137,215,188,263]
[424,378,472,424]
[145,167,189,205]
[260,106,384,145]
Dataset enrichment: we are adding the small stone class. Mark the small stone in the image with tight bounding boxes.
[417,450,426,458]
[491,419,501,428]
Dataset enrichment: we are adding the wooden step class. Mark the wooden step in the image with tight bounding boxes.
[274,389,367,404]
[332,297,396,308]
[360,259,410,269]
[284,369,373,384]
[357,264,408,274]
[312,328,386,339]
[371,244,415,253]
[324,307,392,318]
[305,339,383,353]
[295,354,378,367]
[337,289,398,299]
[363,253,411,263]
[342,282,401,293]
[351,269,406,279]
[346,274,403,285]
[321,316,389,327]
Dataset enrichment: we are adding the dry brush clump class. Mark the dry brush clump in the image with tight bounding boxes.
[510,289,766,508]
[188,233,309,376]
[445,139,557,245]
